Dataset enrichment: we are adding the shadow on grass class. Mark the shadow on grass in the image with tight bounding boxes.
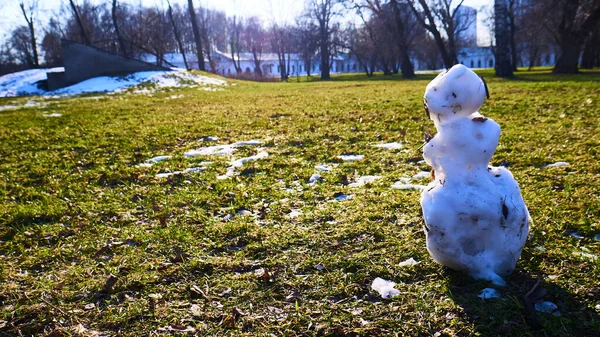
[445,267,600,337]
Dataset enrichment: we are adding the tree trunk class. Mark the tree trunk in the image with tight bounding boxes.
[580,28,598,69]
[167,0,188,69]
[319,22,330,80]
[508,0,518,71]
[252,49,263,77]
[554,38,581,73]
[112,0,127,57]
[187,0,205,71]
[494,0,513,77]
[390,0,415,78]
[69,0,90,45]
[19,3,39,67]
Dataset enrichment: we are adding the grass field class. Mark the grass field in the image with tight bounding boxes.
[1,68,599,336]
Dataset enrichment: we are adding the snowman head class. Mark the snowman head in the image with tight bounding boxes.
[424,64,488,124]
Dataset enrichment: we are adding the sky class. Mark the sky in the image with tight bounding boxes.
[0,0,492,46]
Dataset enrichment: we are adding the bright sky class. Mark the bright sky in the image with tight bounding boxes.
[0,0,491,46]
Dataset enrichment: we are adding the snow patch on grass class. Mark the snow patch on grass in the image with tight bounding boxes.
[0,68,226,97]
[184,140,262,158]
[542,162,569,168]
[412,171,431,180]
[371,277,400,299]
[337,154,364,162]
[348,175,381,187]
[398,258,419,267]
[372,142,403,150]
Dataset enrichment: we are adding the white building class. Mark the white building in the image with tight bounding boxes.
[144,51,363,78]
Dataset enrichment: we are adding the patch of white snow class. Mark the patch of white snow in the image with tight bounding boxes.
[542,162,569,168]
[398,258,419,267]
[372,142,403,150]
[412,171,431,180]
[371,277,400,299]
[337,155,364,162]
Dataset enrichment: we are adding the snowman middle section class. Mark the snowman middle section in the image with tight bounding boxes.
[421,113,526,285]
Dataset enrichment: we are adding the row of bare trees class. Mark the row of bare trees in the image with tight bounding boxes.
[2,0,600,78]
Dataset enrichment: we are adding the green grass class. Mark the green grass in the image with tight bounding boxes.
[1,68,599,336]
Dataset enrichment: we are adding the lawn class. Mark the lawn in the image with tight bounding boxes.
[1,68,599,336]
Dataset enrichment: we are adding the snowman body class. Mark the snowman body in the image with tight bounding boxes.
[421,65,529,286]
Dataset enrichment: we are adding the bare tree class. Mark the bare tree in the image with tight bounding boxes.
[494,0,513,77]
[243,17,266,77]
[552,0,600,74]
[296,18,319,76]
[187,0,206,71]
[407,0,471,69]
[112,0,127,56]
[307,0,344,79]
[69,0,90,44]
[19,0,39,67]
[166,0,188,69]
[229,15,243,74]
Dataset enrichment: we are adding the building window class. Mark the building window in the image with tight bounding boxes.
[300,65,302,72]
[489,59,493,67]
[353,63,357,71]
[245,67,251,73]
[477,59,481,68]
[277,65,280,72]
[470,60,474,68]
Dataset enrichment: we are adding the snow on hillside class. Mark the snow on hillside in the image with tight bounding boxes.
[0,68,226,98]
[0,67,64,97]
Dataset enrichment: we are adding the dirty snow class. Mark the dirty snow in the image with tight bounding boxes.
[542,162,569,168]
[216,151,269,179]
[398,258,419,267]
[0,68,226,97]
[348,175,381,187]
[337,155,364,162]
[372,142,403,150]
[371,277,400,299]
[333,193,355,201]
[0,99,47,111]
[138,155,172,168]
[308,174,322,184]
[231,151,269,167]
[156,166,206,178]
[42,113,62,117]
[315,164,334,172]
[202,136,219,141]
[478,288,501,299]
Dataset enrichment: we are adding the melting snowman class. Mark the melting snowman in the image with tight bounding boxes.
[420,64,529,286]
